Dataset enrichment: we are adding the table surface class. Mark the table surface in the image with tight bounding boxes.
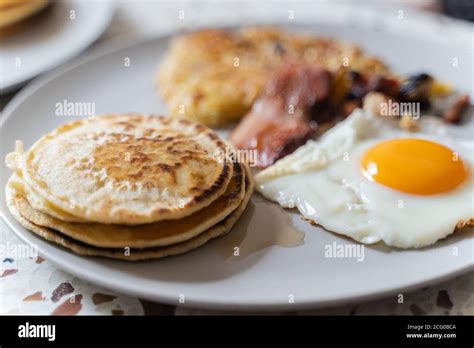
[1,0,473,315]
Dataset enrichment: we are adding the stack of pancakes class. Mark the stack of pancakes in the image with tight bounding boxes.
[5,114,253,261]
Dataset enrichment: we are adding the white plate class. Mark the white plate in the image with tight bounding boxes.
[0,0,115,92]
[1,9,473,310]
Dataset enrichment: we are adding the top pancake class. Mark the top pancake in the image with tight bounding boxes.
[6,114,234,225]
[157,27,390,127]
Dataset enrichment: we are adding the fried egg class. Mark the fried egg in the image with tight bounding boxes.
[255,109,474,248]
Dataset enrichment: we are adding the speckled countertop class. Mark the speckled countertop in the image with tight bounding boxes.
[1,0,473,315]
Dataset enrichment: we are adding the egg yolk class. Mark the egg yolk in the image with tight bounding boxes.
[361,138,467,195]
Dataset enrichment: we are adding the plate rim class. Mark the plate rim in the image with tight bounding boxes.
[1,15,473,311]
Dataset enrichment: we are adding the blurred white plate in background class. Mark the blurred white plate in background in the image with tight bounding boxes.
[0,0,115,92]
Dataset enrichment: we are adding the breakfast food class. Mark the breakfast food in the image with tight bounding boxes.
[158,27,469,168]
[230,61,468,168]
[156,27,389,127]
[0,0,49,29]
[255,109,473,248]
[5,114,253,260]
